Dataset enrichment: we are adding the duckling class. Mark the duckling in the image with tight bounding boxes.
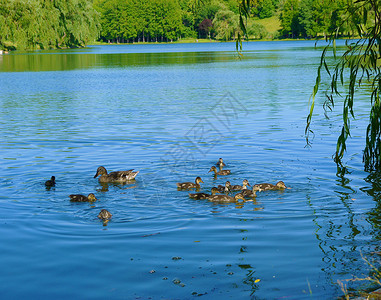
[177,176,204,190]
[69,193,98,202]
[98,209,112,220]
[45,176,56,187]
[241,187,257,198]
[231,179,251,191]
[189,187,219,200]
[94,166,139,183]
[216,158,226,169]
[207,192,245,203]
[217,181,231,194]
[209,166,231,176]
[252,181,287,192]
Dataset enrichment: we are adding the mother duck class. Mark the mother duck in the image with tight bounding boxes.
[94,166,139,183]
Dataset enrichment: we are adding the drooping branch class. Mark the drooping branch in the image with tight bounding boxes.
[305,0,381,171]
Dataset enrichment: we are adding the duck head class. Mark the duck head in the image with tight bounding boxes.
[87,193,98,201]
[276,181,287,189]
[94,166,108,178]
[243,179,251,187]
[235,193,245,201]
[252,184,261,191]
[208,166,217,173]
[195,176,204,184]
[211,187,219,195]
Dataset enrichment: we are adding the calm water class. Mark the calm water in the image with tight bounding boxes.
[0,41,379,299]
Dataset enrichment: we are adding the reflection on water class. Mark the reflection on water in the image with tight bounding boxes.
[0,41,379,299]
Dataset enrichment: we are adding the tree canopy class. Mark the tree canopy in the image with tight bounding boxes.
[0,0,360,49]
[0,0,99,50]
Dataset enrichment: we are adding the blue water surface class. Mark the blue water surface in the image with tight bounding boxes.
[0,40,379,299]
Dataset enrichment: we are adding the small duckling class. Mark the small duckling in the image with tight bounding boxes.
[177,176,204,190]
[189,187,219,200]
[94,166,139,183]
[69,193,98,202]
[252,181,287,192]
[241,187,257,198]
[45,176,56,187]
[216,158,226,169]
[209,166,231,176]
[207,192,245,203]
[231,179,251,191]
[98,209,112,220]
[217,181,231,194]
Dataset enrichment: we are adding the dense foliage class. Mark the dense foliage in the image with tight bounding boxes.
[279,0,353,38]
[94,0,356,43]
[0,0,358,49]
[0,0,99,50]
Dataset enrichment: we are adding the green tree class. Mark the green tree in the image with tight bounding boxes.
[252,0,275,19]
[213,7,239,40]
[0,0,99,50]
[279,0,301,38]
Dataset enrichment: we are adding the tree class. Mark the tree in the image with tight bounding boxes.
[251,0,276,19]
[199,18,213,38]
[0,0,99,50]
[213,8,239,40]
[306,0,381,172]
[279,0,301,38]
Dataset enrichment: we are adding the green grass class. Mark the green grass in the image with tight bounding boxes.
[251,15,281,38]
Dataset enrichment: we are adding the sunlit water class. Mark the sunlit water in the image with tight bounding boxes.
[0,41,380,299]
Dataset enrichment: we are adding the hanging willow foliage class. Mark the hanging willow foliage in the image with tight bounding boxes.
[305,0,381,172]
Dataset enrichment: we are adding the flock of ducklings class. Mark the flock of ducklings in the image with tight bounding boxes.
[177,158,288,203]
[44,158,288,222]
[44,166,139,222]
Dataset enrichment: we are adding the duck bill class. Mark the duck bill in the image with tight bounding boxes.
[247,183,251,187]
[94,171,99,178]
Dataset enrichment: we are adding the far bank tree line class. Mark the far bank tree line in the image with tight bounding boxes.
[0,0,367,50]
[94,0,357,44]
[0,0,99,51]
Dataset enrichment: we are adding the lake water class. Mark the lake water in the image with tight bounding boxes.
[0,41,380,299]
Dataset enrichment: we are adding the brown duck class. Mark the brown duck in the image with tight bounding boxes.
[209,166,231,176]
[217,181,231,194]
[98,209,112,220]
[207,192,245,203]
[45,176,56,187]
[231,179,251,191]
[189,187,219,200]
[94,166,139,183]
[216,158,226,169]
[252,181,287,192]
[69,193,97,202]
[177,176,204,190]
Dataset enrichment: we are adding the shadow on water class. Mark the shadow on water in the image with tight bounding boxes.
[362,172,381,241]
[0,51,238,72]
[307,164,381,296]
